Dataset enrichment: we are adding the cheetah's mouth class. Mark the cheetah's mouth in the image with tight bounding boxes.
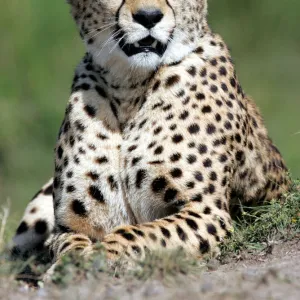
[119,35,167,57]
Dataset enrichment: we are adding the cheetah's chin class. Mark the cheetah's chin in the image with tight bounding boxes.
[119,36,167,57]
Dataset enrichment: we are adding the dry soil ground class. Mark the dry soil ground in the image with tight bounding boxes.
[1,238,299,300]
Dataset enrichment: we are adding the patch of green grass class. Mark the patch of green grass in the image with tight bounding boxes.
[221,180,300,258]
[47,247,202,287]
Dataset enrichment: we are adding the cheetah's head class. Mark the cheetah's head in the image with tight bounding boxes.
[68,0,208,75]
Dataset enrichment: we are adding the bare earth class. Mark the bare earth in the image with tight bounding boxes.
[1,239,299,300]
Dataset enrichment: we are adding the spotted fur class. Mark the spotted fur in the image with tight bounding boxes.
[12,0,290,269]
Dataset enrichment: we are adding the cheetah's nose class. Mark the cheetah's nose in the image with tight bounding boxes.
[133,8,164,29]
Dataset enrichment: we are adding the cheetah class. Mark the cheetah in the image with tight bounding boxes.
[12,0,290,272]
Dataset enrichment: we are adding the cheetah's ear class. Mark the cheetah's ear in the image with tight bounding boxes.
[66,0,80,8]
[66,0,82,21]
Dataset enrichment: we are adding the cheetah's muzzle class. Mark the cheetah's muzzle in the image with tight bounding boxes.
[119,35,167,57]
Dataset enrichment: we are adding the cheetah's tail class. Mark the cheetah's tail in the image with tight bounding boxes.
[10,179,55,258]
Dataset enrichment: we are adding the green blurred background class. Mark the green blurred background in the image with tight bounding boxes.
[0,0,299,220]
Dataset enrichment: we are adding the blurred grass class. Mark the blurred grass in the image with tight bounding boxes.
[0,0,299,216]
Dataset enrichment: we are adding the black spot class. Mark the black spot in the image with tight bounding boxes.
[89,186,105,203]
[203,207,211,214]
[96,156,108,164]
[110,102,118,119]
[132,157,142,166]
[207,184,215,194]
[152,177,167,192]
[176,225,187,241]
[199,238,210,254]
[131,245,141,255]
[148,160,164,165]
[160,227,171,238]
[187,154,197,164]
[128,145,137,152]
[236,150,245,162]
[154,127,163,135]
[170,153,181,162]
[133,228,145,237]
[224,121,232,130]
[194,172,203,182]
[35,220,48,235]
[86,172,99,181]
[170,168,182,178]
[215,199,222,209]
[164,218,175,223]
[108,249,119,256]
[221,83,228,92]
[210,59,218,66]
[164,188,178,202]
[16,221,28,235]
[235,134,242,143]
[66,185,76,193]
[186,218,198,230]
[43,184,53,195]
[191,193,203,202]
[206,124,216,134]
[57,146,63,159]
[75,120,85,132]
[195,46,204,54]
[161,239,167,247]
[172,134,183,143]
[198,144,208,154]
[219,154,228,163]
[136,169,147,189]
[210,85,218,93]
[210,172,217,181]
[215,113,222,122]
[219,66,227,76]
[95,85,107,98]
[188,124,200,134]
[84,105,96,117]
[187,211,201,218]
[200,67,207,77]
[149,233,157,241]
[115,229,136,241]
[186,181,195,189]
[202,105,212,114]
[176,89,185,97]
[97,133,108,140]
[152,80,161,92]
[206,223,217,235]
[108,175,118,191]
[196,93,205,101]
[72,200,87,217]
[154,146,164,155]
[179,110,189,120]
[30,207,37,214]
[187,66,197,77]
[165,75,180,87]
[210,73,217,80]
[203,158,212,168]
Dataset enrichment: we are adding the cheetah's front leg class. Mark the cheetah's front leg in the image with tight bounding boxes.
[101,201,232,262]
[45,199,232,281]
